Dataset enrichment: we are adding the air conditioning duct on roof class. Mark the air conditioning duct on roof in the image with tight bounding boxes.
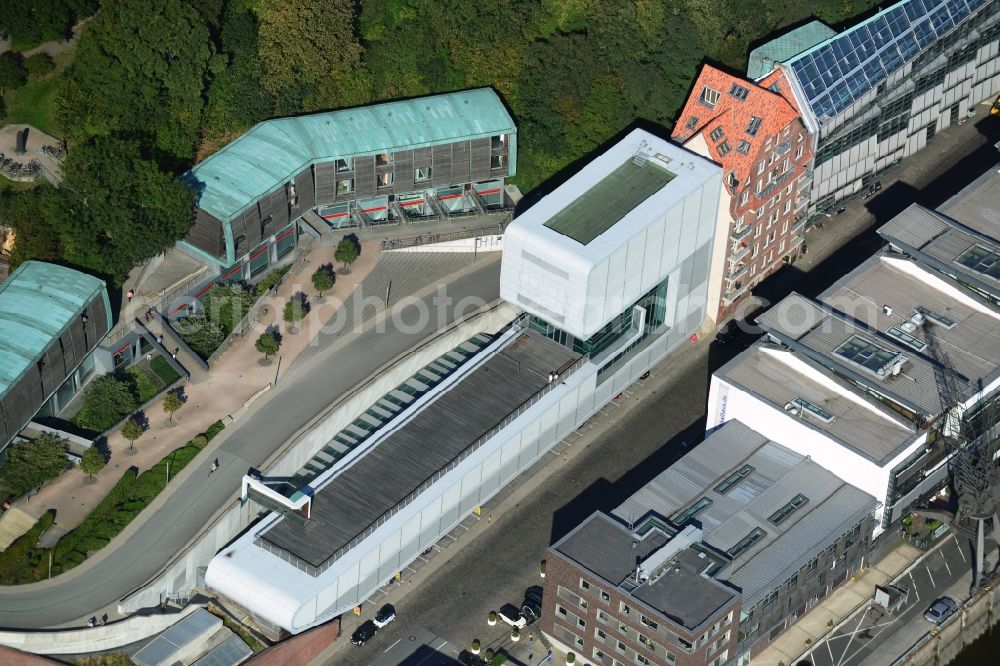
[911,311,925,326]
[900,321,917,333]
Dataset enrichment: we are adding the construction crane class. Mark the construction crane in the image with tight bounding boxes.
[922,320,1000,592]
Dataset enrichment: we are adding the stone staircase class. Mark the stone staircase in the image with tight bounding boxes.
[0,507,38,551]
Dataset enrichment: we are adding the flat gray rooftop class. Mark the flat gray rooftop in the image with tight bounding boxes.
[938,165,1000,240]
[717,343,916,464]
[262,330,579,569]
[613,420,877,607]
[542,159,675,245]
[554,513,736,631]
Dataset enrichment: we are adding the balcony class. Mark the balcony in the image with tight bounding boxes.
[730,225,753,242]
[728,243,751,263]
[773,138,792,156]
[792,215,809,232]
[723,281,750,305]
[758,170,791,200]
[727,264,748,282]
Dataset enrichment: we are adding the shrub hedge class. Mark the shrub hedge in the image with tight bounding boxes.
[0,511,54,584]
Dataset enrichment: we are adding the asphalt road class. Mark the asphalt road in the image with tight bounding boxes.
[806,536,970,666]
[0,256,501,629]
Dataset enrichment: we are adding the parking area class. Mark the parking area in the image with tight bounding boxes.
[805,535,970,666]
[369,626,461,666]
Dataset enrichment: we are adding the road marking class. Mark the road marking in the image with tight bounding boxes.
[384,638,401,653]
[827,638,835,665]
[956,542,967,562]
[910,572,919,602]
[836,607,869,666]
[944,559,952,576]
[926,565,935,588]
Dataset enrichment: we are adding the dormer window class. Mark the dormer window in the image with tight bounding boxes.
[699,86,720,108]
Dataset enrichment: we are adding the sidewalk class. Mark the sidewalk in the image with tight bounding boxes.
[17,238,380,534]
[752,541,923,666]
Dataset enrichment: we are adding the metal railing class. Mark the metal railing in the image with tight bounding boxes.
[254,334,587,577]
[380,217,511,252]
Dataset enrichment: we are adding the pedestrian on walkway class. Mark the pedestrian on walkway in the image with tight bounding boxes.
[157,334,164,346]
[172,347,179,360]
[126,289,134,303]
[209,459,219,476]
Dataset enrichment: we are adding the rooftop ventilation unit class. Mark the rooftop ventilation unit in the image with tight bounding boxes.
[900,320,918,333]
[638,525,702,584]
[910,311,926,326]
[783,401,799,415]
[883,305,893,317]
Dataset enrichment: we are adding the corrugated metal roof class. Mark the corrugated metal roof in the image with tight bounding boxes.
[187,88,516,222]
[755,292,827,340]
[877,204,951,251]
[746,20,837,79]
[0,261,108,395]
[938,165,1000,238]
[612,420,876,608]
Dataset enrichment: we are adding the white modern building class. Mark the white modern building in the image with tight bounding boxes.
[205,129,721,635]
[754,0,1000,214]
[708,247,1000,533]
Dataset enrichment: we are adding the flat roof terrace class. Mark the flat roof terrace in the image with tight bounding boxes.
[260,330,580,570]
[542,159,675,245]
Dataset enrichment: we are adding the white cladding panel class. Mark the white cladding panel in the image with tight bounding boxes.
[500,129,721,339]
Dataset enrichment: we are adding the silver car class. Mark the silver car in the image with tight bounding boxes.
[923,596,958,624]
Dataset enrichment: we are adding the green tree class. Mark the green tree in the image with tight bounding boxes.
[120,418,143,452]
[255,331,279,359]
[52,137,194,283]
[334,238,359,272]
[311,266,335,297]
[256,0,361,110]
[79,446,106,480]
[283,296,307,332]
[0,52,28,92]
[75,376,137,432]
[0,434,68,497]
[0,186,61,269]
[202,283,255,335]
[173,314,225,358]
[162,392,183,423]
[57,0,215,161]
[24,53,56,79]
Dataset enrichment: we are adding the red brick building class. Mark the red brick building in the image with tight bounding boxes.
[671,65,814,323]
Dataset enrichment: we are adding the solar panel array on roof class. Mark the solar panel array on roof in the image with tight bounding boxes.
[192,635,253,666]
[788,0,987,121]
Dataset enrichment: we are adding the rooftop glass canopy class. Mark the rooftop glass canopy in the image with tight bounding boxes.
[787,0,987,123]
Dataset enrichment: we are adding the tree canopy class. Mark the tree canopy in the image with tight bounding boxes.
[80,446,106,479]
[75,376,138,432]
[0,434,69,497]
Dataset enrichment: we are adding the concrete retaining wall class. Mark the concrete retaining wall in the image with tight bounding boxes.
[119,303,516,614]
[389,234,503,254]
[0,605,201,655]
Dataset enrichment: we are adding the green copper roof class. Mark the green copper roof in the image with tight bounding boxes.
[0,261,109,395]
[746,20,836,79]
[187,88,516,223]
[543,159,676,245]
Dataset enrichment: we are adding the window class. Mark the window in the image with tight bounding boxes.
[636,655,652,666]
[617,640,628,654]
[796,145,804,159]
[784,200,792,213]
[736,140,751,154]
[491,134,507,150]
[717,140,732,156]
[335,158,352,172]
[746,116,763,136]
[337,178,354,194]
[578,616,587,628]
[769,494,809,525]
[377,172,393,187]
[580,579,591,591]
[596,628,608,642]
[729,528,766,558]
[886,326,927,352]
[415,166,432,182]
[729,83,750,100]
[638,633,655,649]
[678,637,694,652]
[956,244,1000,278]
[915,307,956,329]
[557,605,568,617]
[740,191,749,205]
[755,180,762,194]
[666,649,677,662]
[620,602,632,616]
[835,336,902,375]
[787,573,799,589]
[755,206,764,219]
[710,127,725,142]
[619,621,629,635]
[491,154,505,169]
[786,397,834,423]
[600,590,611,603]
[640,615,658,631]
[714,464,754,494]
[685,116,699,130]
[674,497,712,525]
[594,648,608,662]
[375,152,392,166]
[757,160,765,174]
[598,609,612,624]
[699,86,720,107]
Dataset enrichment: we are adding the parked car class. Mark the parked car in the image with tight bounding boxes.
[498,603,527,628]
[374,603,396,628]
[521,599,541,622]
[524,585,544,606]
[351,620,378,646]
[923,596,958,624]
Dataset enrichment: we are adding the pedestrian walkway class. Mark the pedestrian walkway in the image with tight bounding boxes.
[752,541,923,666]
[0,507,37,551]
[138,314,208,384]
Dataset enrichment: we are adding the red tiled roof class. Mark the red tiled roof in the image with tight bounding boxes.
[671,65,802,197]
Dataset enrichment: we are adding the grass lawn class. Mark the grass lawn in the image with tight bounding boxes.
[2,45,77,137]
[0,177,36,194]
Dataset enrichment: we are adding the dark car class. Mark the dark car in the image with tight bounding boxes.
[351,620,378,646]
[522,599,541,622]
[374,603,396,628]
[525,585,544,606]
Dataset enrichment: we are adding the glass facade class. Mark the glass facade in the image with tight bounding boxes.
[528,279,669,360]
